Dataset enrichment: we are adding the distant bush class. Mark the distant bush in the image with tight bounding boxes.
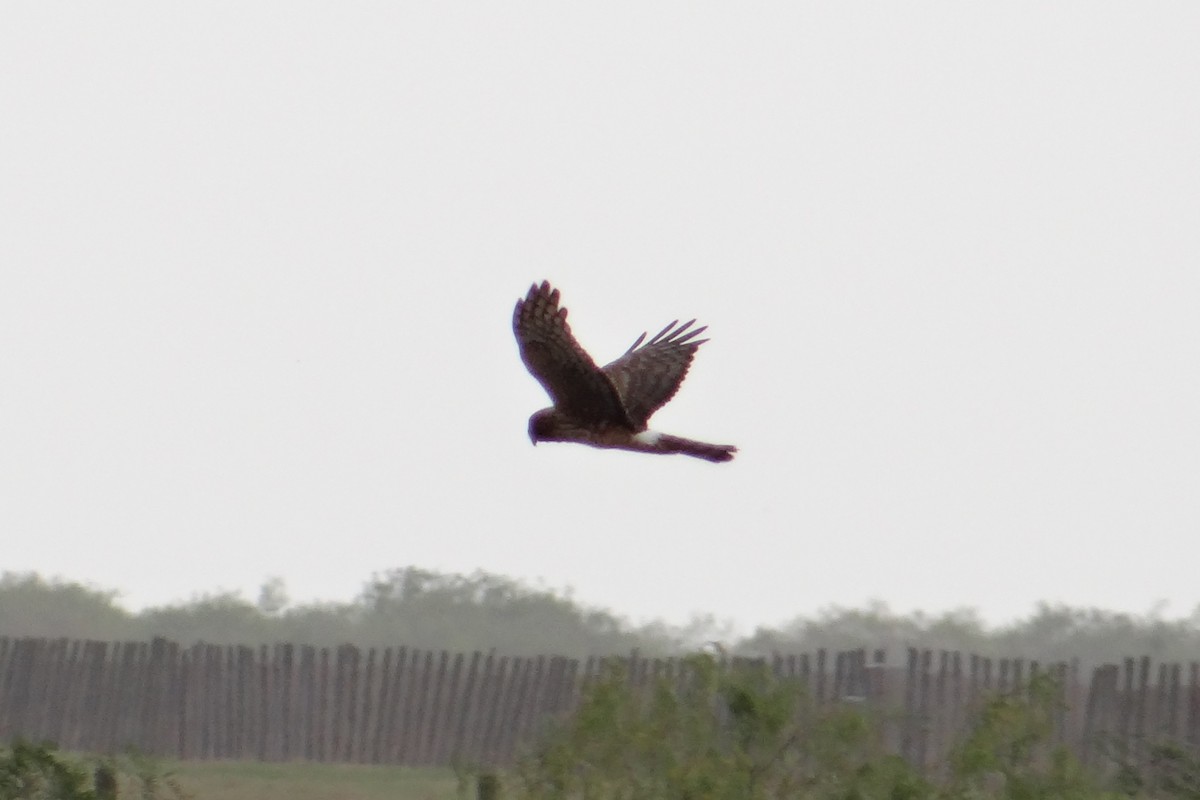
[0,568,670,657]
[741,600,1200,668]
[4,567,1200,664]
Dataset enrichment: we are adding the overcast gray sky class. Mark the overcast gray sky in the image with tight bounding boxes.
[2,3,1198,633]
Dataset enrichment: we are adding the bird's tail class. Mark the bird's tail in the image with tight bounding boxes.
[657,434,738,463]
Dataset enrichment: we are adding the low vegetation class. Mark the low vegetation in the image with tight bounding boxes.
[0,742,188,800]
[6,652,1200,799]
[0,743,458,800]
[504,653,1200,800]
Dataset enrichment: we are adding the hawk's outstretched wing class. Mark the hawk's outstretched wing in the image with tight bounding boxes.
[602,319,708,428]
[513,281,629,425]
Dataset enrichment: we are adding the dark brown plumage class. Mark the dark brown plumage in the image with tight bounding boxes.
[513,281,736,463]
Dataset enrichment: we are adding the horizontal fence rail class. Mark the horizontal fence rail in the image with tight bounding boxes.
[1,637,1199,770]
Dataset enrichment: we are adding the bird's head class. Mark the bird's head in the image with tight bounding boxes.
[528,408,563,445]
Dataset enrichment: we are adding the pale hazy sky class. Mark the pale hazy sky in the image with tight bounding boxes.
[2,4,1198,633]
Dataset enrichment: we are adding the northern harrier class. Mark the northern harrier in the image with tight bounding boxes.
[513,281,737,463]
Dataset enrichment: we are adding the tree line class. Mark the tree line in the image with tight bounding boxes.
[2,568,1199,665]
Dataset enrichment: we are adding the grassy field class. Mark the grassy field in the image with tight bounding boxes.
[153,761,462,800]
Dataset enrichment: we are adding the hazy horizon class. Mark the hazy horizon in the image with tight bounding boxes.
[9,565,1200,639]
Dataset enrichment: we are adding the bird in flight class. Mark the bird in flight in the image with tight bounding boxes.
[513,281,737,463]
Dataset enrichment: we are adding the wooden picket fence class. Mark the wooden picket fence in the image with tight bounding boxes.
[1,636,1199,771]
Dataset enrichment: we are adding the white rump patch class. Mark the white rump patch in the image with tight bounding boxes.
[634,430,663,446]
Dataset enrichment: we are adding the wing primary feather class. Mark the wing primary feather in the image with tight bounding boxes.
[646,320,679,346]
[671,319,697,337]
[623,331,648,355]
[672,324,708,345]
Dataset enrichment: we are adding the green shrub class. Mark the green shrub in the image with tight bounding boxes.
[506,653,1177,800]
[946,672,1100,800]
[0,742,189,800]
[0,741,97,800]
[511,652,933,800]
